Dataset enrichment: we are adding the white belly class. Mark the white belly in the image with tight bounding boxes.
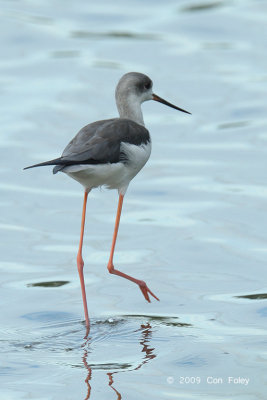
[63,141,151,194]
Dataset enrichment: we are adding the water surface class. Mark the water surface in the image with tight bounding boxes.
[1,0,267,398]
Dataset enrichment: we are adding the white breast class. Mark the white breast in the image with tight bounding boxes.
[64,141,151,195]
[120,140,151,175]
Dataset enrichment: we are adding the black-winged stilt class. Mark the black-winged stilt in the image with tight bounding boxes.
[24,72,191,329]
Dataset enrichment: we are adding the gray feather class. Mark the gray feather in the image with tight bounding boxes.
[24,118,150,172]
[60,118,150,164]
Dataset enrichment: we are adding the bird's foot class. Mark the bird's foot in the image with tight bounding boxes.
[107,264,160,302]
[138,280,160,303]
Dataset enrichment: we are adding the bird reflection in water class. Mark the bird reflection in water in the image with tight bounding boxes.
[81,322,156,399]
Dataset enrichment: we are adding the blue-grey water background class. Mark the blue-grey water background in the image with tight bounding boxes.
[1,0,267,398]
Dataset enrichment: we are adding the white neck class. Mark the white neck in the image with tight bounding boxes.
[116,94,145,126]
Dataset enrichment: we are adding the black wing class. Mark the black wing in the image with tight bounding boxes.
[24,118,150,174]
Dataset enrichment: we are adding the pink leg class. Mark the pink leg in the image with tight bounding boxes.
[77,191,90,329]
[107,194,159,303]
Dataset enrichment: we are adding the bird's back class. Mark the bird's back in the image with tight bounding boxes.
[60,118,151,192]
[59,118,150,167]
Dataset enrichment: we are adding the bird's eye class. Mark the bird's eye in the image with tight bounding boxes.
[144,82,151,90]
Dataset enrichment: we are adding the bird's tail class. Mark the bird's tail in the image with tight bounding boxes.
[23,158,65,174]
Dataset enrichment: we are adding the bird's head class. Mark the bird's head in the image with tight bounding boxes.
[116,72,191,115]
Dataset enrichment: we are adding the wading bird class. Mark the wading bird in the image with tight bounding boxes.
[24,72,191,328]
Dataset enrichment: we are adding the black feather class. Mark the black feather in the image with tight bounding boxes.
[23,157,64,170]
[24,118,150,173]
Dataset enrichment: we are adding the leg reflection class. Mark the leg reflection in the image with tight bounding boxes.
[107,373,122,400]
[82,349,92,400]
[134,323,156,370]
[81,321,157,399]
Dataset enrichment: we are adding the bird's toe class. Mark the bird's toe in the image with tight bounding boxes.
[138,281,159,302]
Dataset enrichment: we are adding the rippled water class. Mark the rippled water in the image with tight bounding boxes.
[1,0,267,398]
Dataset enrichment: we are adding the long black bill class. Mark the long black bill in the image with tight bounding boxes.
[153,94,191,115]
